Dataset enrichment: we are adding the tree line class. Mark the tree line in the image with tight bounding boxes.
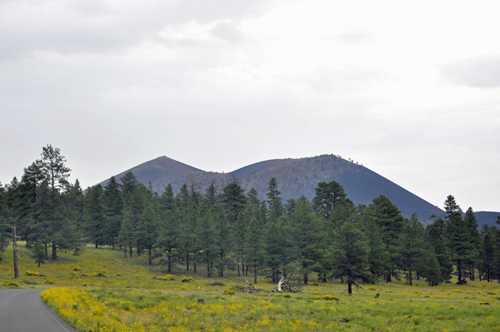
[1,145,500,293]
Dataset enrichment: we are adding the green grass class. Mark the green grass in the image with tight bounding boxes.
[2,244,500,331]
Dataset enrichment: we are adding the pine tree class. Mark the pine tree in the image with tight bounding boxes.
[464,207,480,280]
[422,249,442,286]
[363,217,391,281]
[214,211,231,277]
[84,185,106,248]
[245,216,266,284]
[32,240,46,267]
[196,207,219,277]
[117,206,135,257]
[39,145,71,261]
[159,184,176,212]
[446,207,473,284]
[220,182,247,225]
[104,186,124,249]
[136,199,159,264]
[247,188,260,210]
[426,220,453,282]
[369,195,404,282]
[155,207,180,273]
[288,197,325,284]
[328,218,369,294]
[396,214,426,285]
[266,177,281,208]
[312,181,347,220]
[232,208,251,276]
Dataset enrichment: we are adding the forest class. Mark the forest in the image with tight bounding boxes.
[1,145,500,293]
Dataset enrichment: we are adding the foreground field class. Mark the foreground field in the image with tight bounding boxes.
[2,246,500,331]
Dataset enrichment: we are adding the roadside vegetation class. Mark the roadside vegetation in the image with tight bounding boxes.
[2,246,500,331]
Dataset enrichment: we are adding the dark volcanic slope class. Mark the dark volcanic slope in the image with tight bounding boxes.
[231,155,444,221]
[230,158,299,177]
[99,156,205,192]
[475,211,500,228]
[98,154,447,221]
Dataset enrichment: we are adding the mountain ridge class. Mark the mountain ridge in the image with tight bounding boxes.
[96,154,495,223]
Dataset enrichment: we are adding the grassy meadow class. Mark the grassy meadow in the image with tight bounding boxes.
[2,244,500,331]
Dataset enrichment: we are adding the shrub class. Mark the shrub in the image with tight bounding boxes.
[6,281,20,287]
[321,295,339,301]
[223,289,235,295]
[155,275,175,281]
[72,266,81,271]
[182,276,195,283]
[21,279,37,285]
[120,301,133,310]
[24,270,45,276]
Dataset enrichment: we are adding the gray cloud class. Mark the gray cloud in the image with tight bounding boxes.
[335,30,374,44]
[439,56,500,88]
[0,0,274,60]
[209,22,245,43]
[306,65,389,94]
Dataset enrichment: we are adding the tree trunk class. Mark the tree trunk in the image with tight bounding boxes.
[278,276,285,292]
[207,252,210,278]
[220,250,224,277]
[129,246,132,257]
[148,248,152,265]
[45,243,48,261]
[51,239,57,261]
[168,254,171,273]
[95,241,98,249]
[186,253,190,271]
[457,259,462,284]
[254,265,257,284]
[124,247,127,258]
[348,280,352,294]
[303,262,308,285]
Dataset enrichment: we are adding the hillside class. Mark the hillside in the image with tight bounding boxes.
[98,154,449,221]
[99,156,205,190]
[229,155,444,221]
[475,211,500,229]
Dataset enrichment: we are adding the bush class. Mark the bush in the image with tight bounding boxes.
[120,301,133,310]
[21,279,38,285]
[155,275,175,281]
[223,289,235,295]
[6,281,20,287]
[182,276,195,283]
[321,295,339,301]
[24,270,45,276]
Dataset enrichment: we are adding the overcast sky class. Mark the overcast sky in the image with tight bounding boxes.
[2,0,500,212]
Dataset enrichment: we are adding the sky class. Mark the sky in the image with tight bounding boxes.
[1,0,500,212]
